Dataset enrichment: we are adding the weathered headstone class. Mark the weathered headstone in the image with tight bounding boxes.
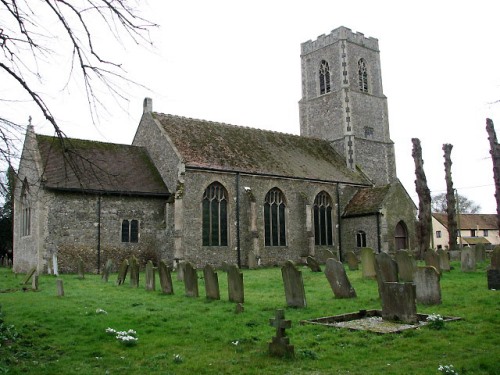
[56,279,64,297]
[183,262,199,297]
[491,246,500,269]
[177,261,186,282]
[487,269,500,290]
[129,256,139,287]
[395,249,416,282]
[281,260,306,308]
[77,258,85,279]
[21,266,37,285]
[375,252,398,283]
[52,253,59,276]
[158,260,174,294]
[325,249,338,261]
[268,309,294,358]
[324,258,356,298]
[379,282,417,324]
[415,266,441,305]
[32,274,39,291]
[345,251,359,271]
[116,259,129,285]
[424,250,441,274]
[475,243,486,263]
[145,260,155,291]
[360,248,376,279]
[227,264,244,303]
[101,259,113,282]
[203,264,220,300]
[436,249,450,272]
[461,248,476,272]
[306,256,322,272]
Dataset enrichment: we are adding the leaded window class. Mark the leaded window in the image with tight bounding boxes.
[358,59,368,92]
[122,219,139,243]
[356,230,367,247]
[202,182,228,246]
[264,188,286,246]
[319,60,331,95]
[21,181,31,237]
[313,191,333,246]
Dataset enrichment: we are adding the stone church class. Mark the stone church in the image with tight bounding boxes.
[13,26,417,273]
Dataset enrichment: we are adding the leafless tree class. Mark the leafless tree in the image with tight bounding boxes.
[431,193,480,214]
[486,118,500,230]
[0,0,157,174]
[412,138,432,259]
[442,144,458,250]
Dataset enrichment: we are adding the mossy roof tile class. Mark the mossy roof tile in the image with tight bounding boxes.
[343,185,392,216]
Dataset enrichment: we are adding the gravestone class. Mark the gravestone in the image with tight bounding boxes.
[415,266,441,305]
[101,259,113,282]
[268,309,294,358]
[395,250,416,282]
[324,258,356,298]
[77,258,85,279]
[235,303,244,314]
[475,243,486,263]
[379,282,417,324]
[145,260,155,291]
[424,250,441,274]
[306,256,322,272]
[461,248,476,272]
[325,249,338,261]
[52,254,59,276]
[436,249,450,272]
[345,251,359,271]
[491,246,500,269]
[32,274,39,291]
[203,264,220,300]
[375,252,398,283]
[183,262,199,297]
[227,264,244,303]
[116,259,129,285]
[56,279,64,297]
[360,248,376,279]
[281,260,306,308]
[487,246,500,290]
[21,266,37,285]
[158,260,174,294]
[129,256,139,287]
[177,261,186,282]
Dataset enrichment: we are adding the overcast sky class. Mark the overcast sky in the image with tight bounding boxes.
[4,0,500,213]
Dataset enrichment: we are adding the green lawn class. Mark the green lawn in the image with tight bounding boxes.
[0,262,498,374]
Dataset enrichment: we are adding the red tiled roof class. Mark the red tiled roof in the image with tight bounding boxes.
[36,135,169,196]
[433,213,498,230]
[153,113,370,184]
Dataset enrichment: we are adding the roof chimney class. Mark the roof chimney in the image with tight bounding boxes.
[143,97,153,114]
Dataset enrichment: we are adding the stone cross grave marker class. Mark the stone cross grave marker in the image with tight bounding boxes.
[345,250,359,270]
[203,264,220,300]
[360,248,377,279]
[415,266,441,305]
[56,279,64,297]
[129,256,140,288]
[145,260,155,291]
[395,249,416,282]
[101,259,113,282]
[461,248,476,272]
[306,256,322,272]
[424,250,441,274]
[77,258,85,279]
[183,262,199,297]
[281,260,306,308]
[268,309,294,358]
[380,282,417,324]
[227,264,244,303]
[159,260,174,294]
[116,259,129,286]
[324,258,356,298]
[436,249,450,272]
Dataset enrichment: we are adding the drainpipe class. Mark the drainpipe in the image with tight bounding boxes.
[236,173,241,268]
[376,213,381,253]
[336,184,342,261]
[97,195,102,273]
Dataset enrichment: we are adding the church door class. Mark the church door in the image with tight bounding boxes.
[394,221,408,251]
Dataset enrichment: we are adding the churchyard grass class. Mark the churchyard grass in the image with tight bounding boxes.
[0,261,498,374]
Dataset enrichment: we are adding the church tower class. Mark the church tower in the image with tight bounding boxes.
[299,27,396,186]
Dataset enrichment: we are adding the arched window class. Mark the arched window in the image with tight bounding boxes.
[122,219,139,243]
[264,188,286,246]
[313,191,333,246]
[395,221,408,251]
[202,182,228,246]
[319,60,331,95]
[20,179,31,237]
[358,59,368,93]
[356,230,367,248]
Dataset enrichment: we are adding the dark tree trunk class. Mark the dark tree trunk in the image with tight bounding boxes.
[486,118,500,231]
[442,144,458,250]
[412,138,432,259]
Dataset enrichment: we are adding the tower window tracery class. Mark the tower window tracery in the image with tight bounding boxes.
[319,60,331,95]
[358,59,368,93]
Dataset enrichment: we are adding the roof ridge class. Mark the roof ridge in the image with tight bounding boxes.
[36,133,140,149]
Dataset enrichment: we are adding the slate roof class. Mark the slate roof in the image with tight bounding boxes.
[433,213,498,230]
[153,113,370,185]
[342,185,392,217]
[36,135,169,196]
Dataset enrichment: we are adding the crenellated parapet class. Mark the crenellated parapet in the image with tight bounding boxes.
[301,26,379,55]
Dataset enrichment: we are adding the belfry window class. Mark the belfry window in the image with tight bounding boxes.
[313,191,333,246]
[264,188,286,246]
[202,182,228,246]
[122,219,139,243]
[358,59,368,93]
[356,230,367,247]
[319,60,331,95]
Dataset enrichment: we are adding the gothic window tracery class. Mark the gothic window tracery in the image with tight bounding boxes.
[20,179,31,237]
[319,60,331,95]
[313,191,333,246]
[358,58,369,93]
[122,219,139,242]
[264,188,286,246]
[202,182,228,246]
